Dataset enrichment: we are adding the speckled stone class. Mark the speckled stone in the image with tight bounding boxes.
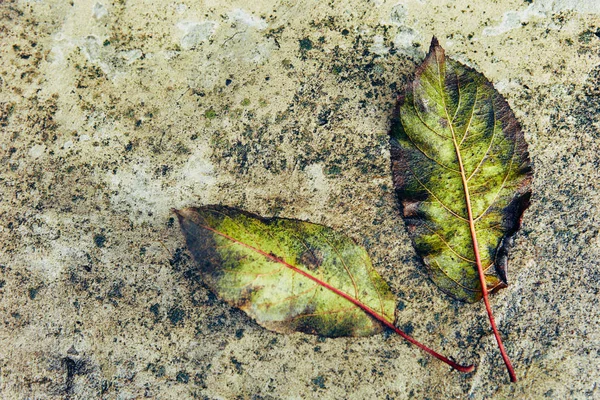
[1,0,599,398]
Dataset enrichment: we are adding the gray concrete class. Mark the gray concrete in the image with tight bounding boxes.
[1,0,599,398]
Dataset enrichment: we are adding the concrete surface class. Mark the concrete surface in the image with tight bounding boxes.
[1,0,599,398]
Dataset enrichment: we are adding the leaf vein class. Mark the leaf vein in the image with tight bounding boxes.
[406,164,469,222]
[473,145,516,222]
[467,98,498,182]
[399,116,460,174]
[459,86,479,147]
[412,86,452,140]
[423,225,476,263]
[316,231,360,301]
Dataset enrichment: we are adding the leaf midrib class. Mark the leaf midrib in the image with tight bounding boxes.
[432,45,517,380]
[433,49,484,274]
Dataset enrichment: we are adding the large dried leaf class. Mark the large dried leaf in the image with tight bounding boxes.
[390,38,532,303]
[175,206,397,337]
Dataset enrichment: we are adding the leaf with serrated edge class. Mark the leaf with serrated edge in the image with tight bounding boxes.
[174,206,474,372]
[390,37,532,382]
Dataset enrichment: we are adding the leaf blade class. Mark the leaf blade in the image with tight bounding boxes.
[175,206,397,337]
[391,38,532,303]
[175,205,476,373]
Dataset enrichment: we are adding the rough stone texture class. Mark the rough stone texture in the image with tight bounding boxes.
[1,0,598,398]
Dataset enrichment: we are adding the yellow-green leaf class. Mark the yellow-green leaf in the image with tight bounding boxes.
[390,38,532,303]
[175,206,397,337]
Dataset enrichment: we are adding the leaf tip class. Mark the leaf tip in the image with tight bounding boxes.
[428,36,445,55]
[421,36,445,73]
[172,207,200,228]
[430,35,440,51]
[172,206,193,216]
[171,207,185,222]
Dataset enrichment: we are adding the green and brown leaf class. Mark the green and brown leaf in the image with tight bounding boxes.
[175,206,397,337]
[175,206,475,373]
[390,38,532,303]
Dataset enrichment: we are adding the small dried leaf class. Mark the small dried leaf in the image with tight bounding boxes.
[175,206,397,337]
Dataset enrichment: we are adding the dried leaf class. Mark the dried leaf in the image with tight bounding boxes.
[175,206,396,337]
[175,206,474,372]
[390,37,532,382]
[391,38,532,303]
